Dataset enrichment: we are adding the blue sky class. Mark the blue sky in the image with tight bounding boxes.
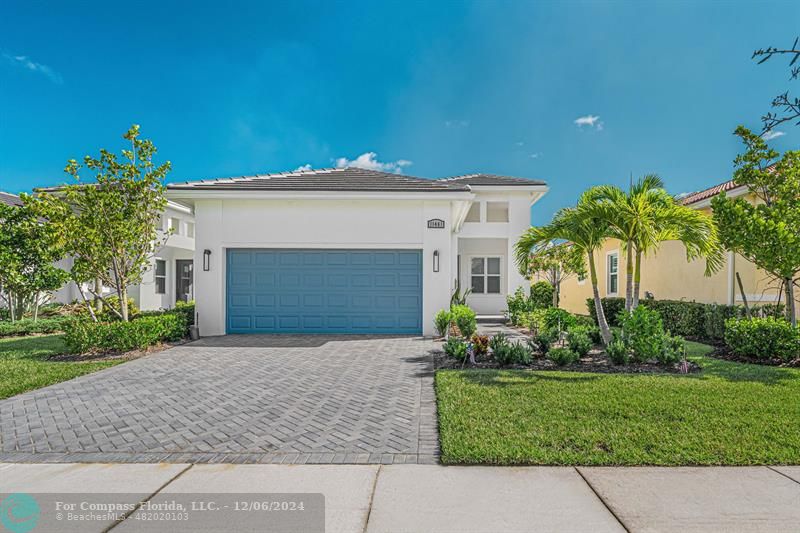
[1,0,797,224]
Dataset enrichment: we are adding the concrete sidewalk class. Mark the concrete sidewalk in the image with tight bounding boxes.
[2,463,799,532]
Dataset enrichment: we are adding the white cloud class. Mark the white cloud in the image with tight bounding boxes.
[574,114,603,130]
[762,130,786,141]
[293,164,313,172]
[515,141,525,147]
[529,153,541,159]
[3,53,62,84]
[333,152,413,174]
[445,119,470,128]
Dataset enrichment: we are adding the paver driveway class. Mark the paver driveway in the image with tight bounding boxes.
[0,335,439,464]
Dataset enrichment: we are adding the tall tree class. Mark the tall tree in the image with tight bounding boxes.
[516,192,613,345]
[525,242,586,307]
[586,175,722,310]
[712,126,800,327]
[0,198,69,321]
[752,37,800,132]
[38,125,171,321]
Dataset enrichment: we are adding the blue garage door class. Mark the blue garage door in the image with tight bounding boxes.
[226,249,422,334]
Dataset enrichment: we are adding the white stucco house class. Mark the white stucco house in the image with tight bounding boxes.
[52,200,196,310]
[166,168,547,336]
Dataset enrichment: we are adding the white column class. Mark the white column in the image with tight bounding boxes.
[422,201,453,336]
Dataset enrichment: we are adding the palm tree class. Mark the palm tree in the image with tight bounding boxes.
[585,174,723,310]
[515,193,614,345]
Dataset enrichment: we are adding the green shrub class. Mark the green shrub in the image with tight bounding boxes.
[566,326,593,357]
[543,308,576,332]
[508,341,533,365]
[451,305,477,338]
[506,284,554,324]
[724,317,800,361]
[658,334,686,365]
[532,327,559,355]
[522,309,547,334]
[548,347,578,366]
[506,288,529,325]
[434,309,451,337]
[606,339,629,365]
[645,300,705,338]
[493,339,532,365]
[586,297,627,327]
[0,317,73,337]
[443,336,468,361]
[588,297,787,344]
[530,281,554,309]
[63,313,188,354]
[173,300,196,326]
[489,332,507,353]
[619,306,665,363]
[703,304,739,342]
[471,334,489,357]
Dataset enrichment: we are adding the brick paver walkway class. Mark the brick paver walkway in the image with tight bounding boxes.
[0,335,439,464]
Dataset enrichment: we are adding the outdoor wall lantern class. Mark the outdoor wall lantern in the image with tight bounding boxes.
[433,250,440,272]
[203,249,211,271]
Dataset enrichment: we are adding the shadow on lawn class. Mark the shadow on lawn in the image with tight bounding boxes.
[451,357,800,387]
[0,335,67,360]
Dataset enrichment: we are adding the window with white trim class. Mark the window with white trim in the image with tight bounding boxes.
[486,202,509,222]
[169,217,181,235]
[471,257,501,294]
[186,222,195,238]
[607,252,619,295]
[155,260,166,294]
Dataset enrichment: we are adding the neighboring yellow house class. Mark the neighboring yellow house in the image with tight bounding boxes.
[558,179,799,318]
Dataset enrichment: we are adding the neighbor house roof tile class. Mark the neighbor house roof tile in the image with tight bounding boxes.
[679,180,739,206]
[0,191,22,207]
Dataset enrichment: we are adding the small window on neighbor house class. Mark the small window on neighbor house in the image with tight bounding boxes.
[169,217,181,235]
[471,257,501,294]
[186,222,195,238]
[155,260,166,294]
[465,202,481,223]
[486,202,509,222]
[607,253,619,295]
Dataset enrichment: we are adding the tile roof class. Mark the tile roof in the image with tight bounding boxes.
[680,164,777,206]
[679,180,739,205]
[0,191,22,207]
[440,173,547,186]
[167,167,547,192]
[168,167,472,192]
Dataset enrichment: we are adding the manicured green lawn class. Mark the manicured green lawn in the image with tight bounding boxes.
[436,341,800,465]
[0,335,123,400]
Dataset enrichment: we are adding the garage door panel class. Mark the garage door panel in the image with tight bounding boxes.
[226,249,422,334]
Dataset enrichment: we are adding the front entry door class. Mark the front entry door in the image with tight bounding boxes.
[176,260,194,303]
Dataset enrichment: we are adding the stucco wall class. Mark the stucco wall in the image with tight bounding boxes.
[560,240,797,318]
[192,198,455,336]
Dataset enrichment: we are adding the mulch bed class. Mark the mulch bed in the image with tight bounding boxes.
[48,339,189,363]
[433,346,701,374]
[706,346,800,368]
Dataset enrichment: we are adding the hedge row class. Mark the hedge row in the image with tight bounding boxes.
[724,317,800,361]
[0,316,74,338]
[64,313,188,354]
[586,297,785,342]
